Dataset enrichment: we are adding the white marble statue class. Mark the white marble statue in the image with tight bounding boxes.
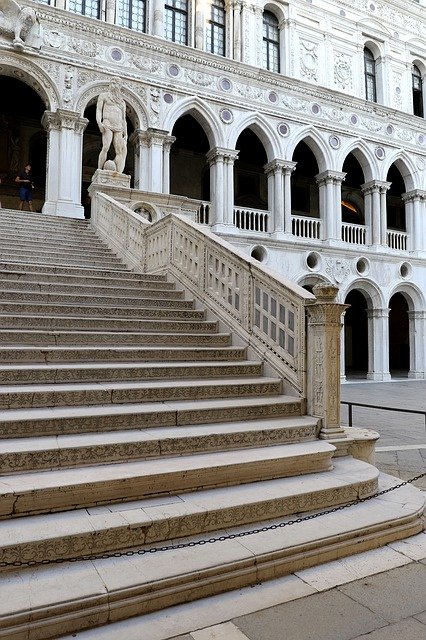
[96,77,128,174]
[0,0,40,49]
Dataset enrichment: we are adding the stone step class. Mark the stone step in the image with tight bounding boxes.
[0,251,125,268]
[0,441,335,518]
[0,345,241,365]
[0,281,184,299]
[0,415,319,473]
[0,328,229,347]
[0,229,110,246]
[0,314,216,334]
[0,395,303,438]
[0,456,374,566]
[0,239,118,258]
[0,261,154,280]
[0,209,90,228]
[0,301,201,319]
[0,360,261,385]
[0,269,175,289]
[0,475,423,640]
[0,376,281,410]
[0,288,190,308]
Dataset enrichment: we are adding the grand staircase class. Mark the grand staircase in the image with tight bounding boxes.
[0,209,423,639]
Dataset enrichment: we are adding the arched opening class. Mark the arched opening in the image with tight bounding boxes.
[170,114,210,201]
[82,101,135,216]
[386,165,406,231]
[234,129,268,210]
[344,290,369,378]
[341,153,365,224]
[0,76,46,211]
[291,141,320,218]
[389,292,409,375]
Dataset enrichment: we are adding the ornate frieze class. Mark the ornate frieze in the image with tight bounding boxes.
[300,39,319,82]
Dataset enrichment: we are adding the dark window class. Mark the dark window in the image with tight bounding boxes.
[165,0,188,45]
[412,64,424,117]
[364,47,377,102]
[116,0,146,31]
[69,0,100,18]
[206,0,225,56]
[263,11,280,73]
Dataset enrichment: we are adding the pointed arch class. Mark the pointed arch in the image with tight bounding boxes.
[229,112,280,161]
[0,56,60,110]
[337,140,377,183]
[382,152,418,191]
[286,127,331,173]
[163,97,222,149]
[75,81,148,130]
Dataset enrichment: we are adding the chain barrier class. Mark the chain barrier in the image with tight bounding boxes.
[1,472,425,569]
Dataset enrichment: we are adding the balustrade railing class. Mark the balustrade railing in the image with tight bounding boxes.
[197,202,210,225]
[292,215,321,239]
[233,207,269,233]
[90,189,346,434]
[341,222,367,245]
[387,229,407,251]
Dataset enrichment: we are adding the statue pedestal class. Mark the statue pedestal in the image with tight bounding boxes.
[91,169,131,189]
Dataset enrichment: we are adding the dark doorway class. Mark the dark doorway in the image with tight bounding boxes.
[291,141,319,217]
[389,293,409,374]
[344,290,369,377]
[234,129,268,210]
[341,153,365,224]
[170,114,210,200]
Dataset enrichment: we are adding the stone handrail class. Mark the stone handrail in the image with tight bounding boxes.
[233,207,270,233]
[90,189,346,436]
[292,215,322,239]
[341,222,367,245]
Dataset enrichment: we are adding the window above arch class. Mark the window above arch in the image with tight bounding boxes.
[412,64,424,117]
[165,0,188,45]
[364,47,377,102]
[116,0,146,32]
[68,0,100,18]
[262,11,280,73]
[206,0,226,56]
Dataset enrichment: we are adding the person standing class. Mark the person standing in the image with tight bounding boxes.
[15,164,34,211]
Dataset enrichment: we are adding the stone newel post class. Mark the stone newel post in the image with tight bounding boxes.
[306,284,347,439]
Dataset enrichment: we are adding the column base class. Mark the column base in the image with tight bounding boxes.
[271,231,294,241]
[408,371,426,379]
[92,169,131,189]
[211,223,238,234]
[366,372,392,381]
[42,200,84,219]
[319,424,347,440]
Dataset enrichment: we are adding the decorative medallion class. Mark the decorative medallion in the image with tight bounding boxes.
[386,124,394,135]
[277,122,289,136]
[109,47,124,62]
[219,77,232,91]
[350,114,359,125]
[329,135,341,149]
[375,146,385,160]
[163,93,173,104]
[311,103,321,115]
[268,91,278,103]
[220,108,233,123]
[168,64,180,77]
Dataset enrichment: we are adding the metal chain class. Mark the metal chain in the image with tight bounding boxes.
[2,472,425,569]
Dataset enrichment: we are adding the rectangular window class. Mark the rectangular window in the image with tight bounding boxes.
[165,0,188,45]
[206,0,225,56]
[116,0,146,31]
[68,0,100,19]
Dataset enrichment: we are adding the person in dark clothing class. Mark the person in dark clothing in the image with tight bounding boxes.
[15,164,34,211]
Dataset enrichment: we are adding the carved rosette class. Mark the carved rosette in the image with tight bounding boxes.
[334,52,353,91]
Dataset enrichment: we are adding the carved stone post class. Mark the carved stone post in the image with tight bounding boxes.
[315,170,346,242]
[208,148,238,231]
[232,0,242,61]
[306,284,347,439]
[402,189,426,252]
[407,310,426,379]
[366,308,391,381]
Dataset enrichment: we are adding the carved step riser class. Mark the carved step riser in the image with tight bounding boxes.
[0,332,230,347]
[0,452,333,518]
[0,293,192,308]
[0,273,174,289]
[0,255,124,268]
[0,401,301,438]
[0,263,161,280]
[0,362,262,385]
[0,426,316,474]
[0,303,200,319]
[0,477,375,567]
[0,381,281,410]
[0,243,121,258]
[0,317,216,334]
[0,285,184,300]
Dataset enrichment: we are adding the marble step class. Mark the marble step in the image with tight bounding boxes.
[0,360,261,385]
[0,301,201,319]
[0,253,125,269]
[0,211,91,230]
[0,395,303,438]
[0,415,319,473]
[0,475,423,640]
[0,315,216,334]
[0,239,119,258]
[0,328,230,347]
[0,456,378,567]
[0,261,149,279]
[0,289,191,308]
[0,229,111,246]
[0,441,335,518]
[0,376,281,409]
[0,280,184,299]
[0,269,174,289]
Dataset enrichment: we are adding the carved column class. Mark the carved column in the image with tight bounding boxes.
[402,189,426,253]
[379,181,391,246]
[139,129,175,193]
[152,0,164,36]
[105,0,116,23]
[129,130,148,191]
[42,110,88,218]
[306,284,347,439]
[208,147,238,230]
[315,170,346,242]
[407,311,426,379]
[264,159,296,237]
[362,180,390,247]
[162,134,176,194]
[366,308,391,381]
[232,0,243,61]
[195,0,205,49]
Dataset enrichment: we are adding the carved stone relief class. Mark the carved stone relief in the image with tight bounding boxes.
[300,40,318,82]
[334,52,353,91]
[325,258,351,284]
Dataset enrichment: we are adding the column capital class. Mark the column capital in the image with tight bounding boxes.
[206,147,239,165]
[361,180,391,195]
[42,110,88,134]
[407,310,426,320]
[144,128,176,146]
[402,189,426,203]
[264,159,297,175]
[315,170,346,185]
[366,308,390,320]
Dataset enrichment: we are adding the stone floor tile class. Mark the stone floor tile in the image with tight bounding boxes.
[388,531,426,561]
[339,563,426,623]
[191,622,250,639]
[350,617,426,640]
[234,590,387,640]
[413,611,426,624]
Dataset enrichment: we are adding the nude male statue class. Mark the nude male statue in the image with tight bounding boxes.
[96,78,128,174]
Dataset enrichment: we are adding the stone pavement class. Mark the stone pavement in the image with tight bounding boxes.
[63,380,426,640]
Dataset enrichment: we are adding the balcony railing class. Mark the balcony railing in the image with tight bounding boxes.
[292,215,321,240]
[341,222,366,245]
[387,229,407,251]
[233,207,269,233]
[197,202,210,225]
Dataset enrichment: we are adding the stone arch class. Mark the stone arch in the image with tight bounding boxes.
[0,55,60,110]
[75,81,148,130]
[383,151,419,191]
[411,57,426,76]
[229,113,280,161]
[342,278,385,309]
[263,2,286,22]
[387,282,424,311]
[287,128,331,172]
[361,38,384,60]
[297,273,331,292]
[337,140,377,183]
[163,97,221,148]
